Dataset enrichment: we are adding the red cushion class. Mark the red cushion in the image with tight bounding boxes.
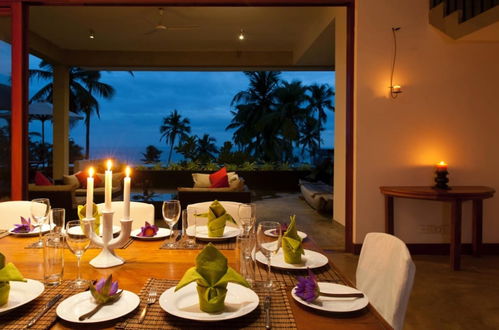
[34,171,53,186]
[210,167,229,188]
[74,171,102,188]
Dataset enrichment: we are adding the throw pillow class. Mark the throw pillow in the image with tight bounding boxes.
[192,173,211,188]
[34,171,53,186]
[63,174,80,188]
[210,167,229,188]
[74,171,102,188]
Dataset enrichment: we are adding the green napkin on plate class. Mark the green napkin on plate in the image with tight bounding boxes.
[175,243,249,313]
[197,200,237,237]
[0,253,26,306]
[282,215,304,264]
[78,203,101,235]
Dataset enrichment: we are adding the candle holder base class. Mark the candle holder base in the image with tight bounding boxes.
[433,170,451,190]
[89,248,124,268]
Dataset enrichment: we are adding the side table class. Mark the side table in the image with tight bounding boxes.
[379,186,495,270]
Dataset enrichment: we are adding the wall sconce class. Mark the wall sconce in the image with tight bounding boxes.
[238,29,245,41]
[389,27,401,99]
[89,29,95,39]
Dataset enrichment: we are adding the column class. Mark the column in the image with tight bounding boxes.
[52,64,70,180]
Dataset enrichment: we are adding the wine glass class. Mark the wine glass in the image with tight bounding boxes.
[65,220,90,289]
[31,198,51,248]
[162,200,181,248]
[257,221,281,289]
[238,203,256,236]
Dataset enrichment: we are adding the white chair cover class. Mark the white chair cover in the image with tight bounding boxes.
[356,232,415,330]
[186,201,243,228]
[97,201,154,230]
[0,201,47,228]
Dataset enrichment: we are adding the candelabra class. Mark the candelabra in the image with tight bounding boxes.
[83,210,132,268]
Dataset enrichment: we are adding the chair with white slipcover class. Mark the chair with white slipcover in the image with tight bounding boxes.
[0,201,46,229]
[356,232,415,330]
[97,201,154,230]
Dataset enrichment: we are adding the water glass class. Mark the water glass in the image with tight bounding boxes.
[182,209,197,248]
[51,208,65,234]
[66,220,90,289]
[162,200,181,248]
[237,234,256,286]
[43,232,64,286]
[257,221,281,290]
[31,198,51,248]
[238,203,256,236]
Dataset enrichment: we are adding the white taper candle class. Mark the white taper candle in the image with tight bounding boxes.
[86,167,95,219]
[105,160,113,211]
[123,166,131,220]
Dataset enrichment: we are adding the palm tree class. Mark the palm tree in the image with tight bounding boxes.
[196,134,218,163]
[299,116,320,161]
[306,83,335,151]
[175,135,198,162]
[141,145,162,164]
[159,110,191,164]
[227,71,281,159]
[29,61,116,159]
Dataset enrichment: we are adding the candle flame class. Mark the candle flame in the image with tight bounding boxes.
[88,167,95,178]
[107,159,112,171]
[437,161,447,166]
[125,166,131,177]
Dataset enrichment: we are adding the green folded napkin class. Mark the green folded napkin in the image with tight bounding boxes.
[78,203,101,235]
[197,200,237,237]
[0,253,26,306]
[175,243,249,313]
[282,215,304,264]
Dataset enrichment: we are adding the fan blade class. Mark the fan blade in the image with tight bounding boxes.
[144,28,160,35]
[166,25,200,31]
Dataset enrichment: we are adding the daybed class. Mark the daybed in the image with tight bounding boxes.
[299,179,333,213]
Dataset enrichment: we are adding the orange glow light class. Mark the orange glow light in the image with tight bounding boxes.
[88,167,95,177]
[125,166,131,177]
[106,159,112,171]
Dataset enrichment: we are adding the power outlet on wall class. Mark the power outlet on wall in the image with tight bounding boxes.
[420,224,449,234]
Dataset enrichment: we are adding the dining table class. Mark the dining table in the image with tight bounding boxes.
[0,233,391,329]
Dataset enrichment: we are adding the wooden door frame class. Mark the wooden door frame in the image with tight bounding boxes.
[9,0,355,252]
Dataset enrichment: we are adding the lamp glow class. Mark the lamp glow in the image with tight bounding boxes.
[89,30,95,39]
[238,29,245,40]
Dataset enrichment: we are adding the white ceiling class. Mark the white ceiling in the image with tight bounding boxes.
[28,6,337,70]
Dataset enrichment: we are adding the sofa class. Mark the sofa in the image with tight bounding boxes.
[177,171,251,209]
[28,184,78,219]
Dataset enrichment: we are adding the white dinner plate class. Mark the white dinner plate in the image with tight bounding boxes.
[291,282,369,312]
[9,223,54,236]
[159,282,259,322]
[130,227,172,240]
[186,225,240,241]
[67,225,121,237]
[264,229,307,240]
[0,279,45,315]
[255,249,329,270]
[56,290,140,323]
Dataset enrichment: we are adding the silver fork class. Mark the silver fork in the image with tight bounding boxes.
[138,289,157,324]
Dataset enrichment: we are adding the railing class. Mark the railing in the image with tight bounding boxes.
[430,0,499,22]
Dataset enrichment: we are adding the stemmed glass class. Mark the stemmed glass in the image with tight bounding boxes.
[65,220,90,289]
[31,198,51,248]
[162,200,181,248]
[238,203,256,236]
[257,221,281,289]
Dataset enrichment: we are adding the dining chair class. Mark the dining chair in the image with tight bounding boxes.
[356,232,415,330]
[0,201,40,229]
[186,201,243,228]
[97,201,154,230]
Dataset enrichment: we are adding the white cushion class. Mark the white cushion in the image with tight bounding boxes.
[63,174,80,189]
[192,172,237,188]
[97,201,155,230]
[356,233,415,330]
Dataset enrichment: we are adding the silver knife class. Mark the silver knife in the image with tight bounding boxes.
[25,294,63,328]
[264,295,271,329]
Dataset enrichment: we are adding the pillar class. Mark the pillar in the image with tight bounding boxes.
[52,64,70,180]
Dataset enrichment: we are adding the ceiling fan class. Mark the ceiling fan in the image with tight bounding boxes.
[144,8,199,35]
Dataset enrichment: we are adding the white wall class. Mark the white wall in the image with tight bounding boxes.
[354,0,499,244]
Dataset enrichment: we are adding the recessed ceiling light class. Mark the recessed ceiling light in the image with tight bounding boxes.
[89,29,95,39]
[238,29,245,41]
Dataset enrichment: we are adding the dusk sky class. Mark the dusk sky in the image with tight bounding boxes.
[1,45,336,164]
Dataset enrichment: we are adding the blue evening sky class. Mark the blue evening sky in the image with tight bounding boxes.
[1,43,335,164]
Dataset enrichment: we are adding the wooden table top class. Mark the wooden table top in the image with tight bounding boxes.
[0,235,391,330]
[380,186,495,201]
